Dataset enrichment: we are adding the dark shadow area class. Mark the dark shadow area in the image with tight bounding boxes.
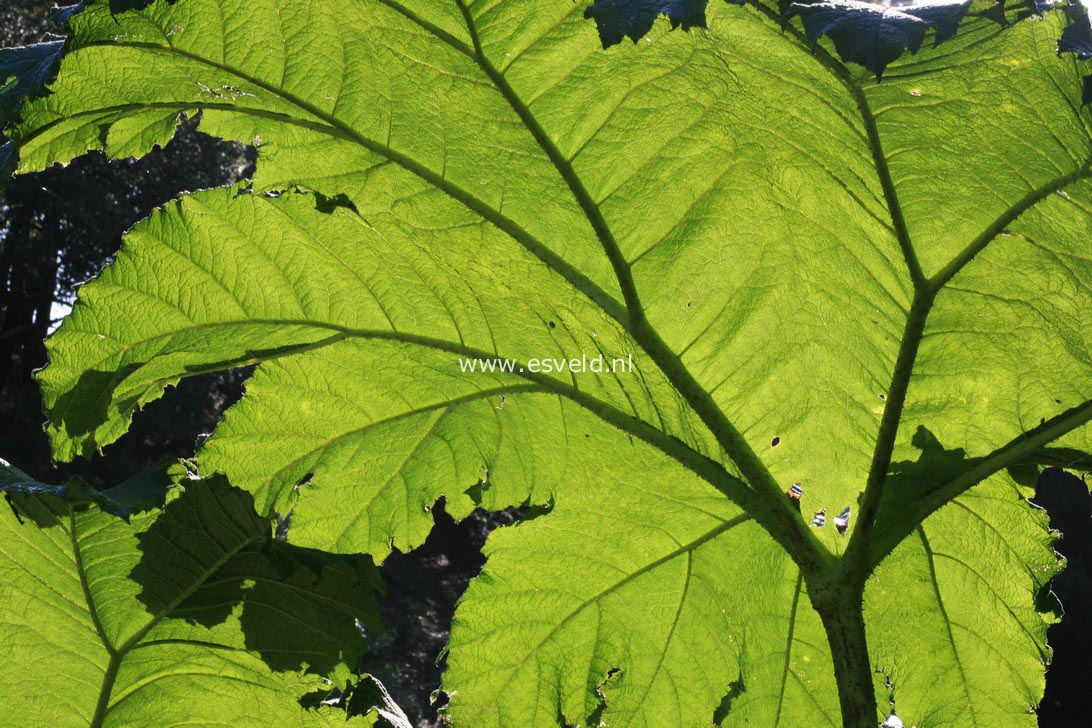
[1035,468,1091,728]
[879,425,968,508]
[870,425,974,549]
[713,675,746,725]
[1,0,256,487]
[129,478,384,679]
[361,500,523,727]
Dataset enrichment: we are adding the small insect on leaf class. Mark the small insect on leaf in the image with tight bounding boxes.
[881,712,904,728]
[834,506,851,536]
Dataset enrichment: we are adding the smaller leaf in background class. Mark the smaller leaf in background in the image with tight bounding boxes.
[584,0,709,46]
[347,675,415,728]
[0,40,63,125]
[1060,5,1092,57]
[96,455,175,516]
[789,0,971,76]
[0,462,383,726]
[0,40,60,192]
[48,2,86,26]
[0,457,162,519]
[0,140,12,180]
[581,0,975,75]
[1058,2,1092,103]
[1,457,99,503]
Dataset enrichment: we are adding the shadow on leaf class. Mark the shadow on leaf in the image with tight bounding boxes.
[130,477,383,679]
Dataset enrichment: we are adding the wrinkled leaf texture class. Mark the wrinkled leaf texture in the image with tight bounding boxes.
[3,0,1091,725]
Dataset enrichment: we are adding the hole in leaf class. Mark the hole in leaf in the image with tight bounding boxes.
[713,675,745,725]
[771,436,780,447]
[586,667,622,726]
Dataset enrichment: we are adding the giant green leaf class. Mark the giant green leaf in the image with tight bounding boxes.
[3,0,1091,725]
[0,461,382,726]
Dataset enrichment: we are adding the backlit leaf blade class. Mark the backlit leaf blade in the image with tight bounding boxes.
[446,468,1059,727]
[3,1,1090,725]
[37,184,729,557]
[18,1,1089,545]
[441,434,845,728]
[864,472,1061,727]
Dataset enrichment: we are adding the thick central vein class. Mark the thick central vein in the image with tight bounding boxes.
[451,0,825,569]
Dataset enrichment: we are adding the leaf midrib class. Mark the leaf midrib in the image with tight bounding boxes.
[33,0,1092,573]
[449,0,828,567]
[53,315,765,521]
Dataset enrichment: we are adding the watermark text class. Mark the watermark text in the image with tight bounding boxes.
[458,354,634,375]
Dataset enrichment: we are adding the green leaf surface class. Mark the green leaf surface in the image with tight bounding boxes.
[864,472,1061,727]
[5,0,1091,725]
[442,434,837,727]
[0,464,381,726]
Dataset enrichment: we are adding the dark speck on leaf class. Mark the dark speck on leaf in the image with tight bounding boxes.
[771,436,780,447]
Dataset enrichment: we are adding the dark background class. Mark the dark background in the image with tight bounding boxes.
[1,3,1088,726]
